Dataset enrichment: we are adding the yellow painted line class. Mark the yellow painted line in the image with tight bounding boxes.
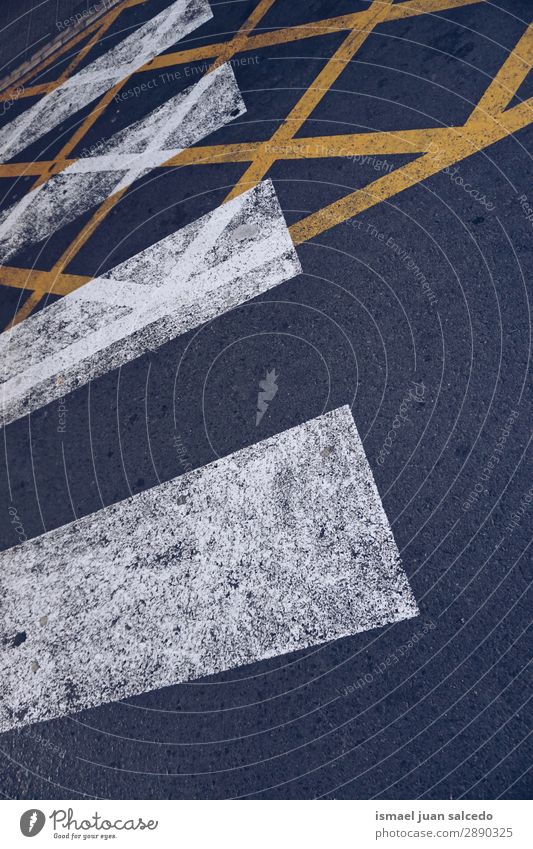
[166,141,260,167]
[3,0,279,326]
[12,75,135,307]
[0,266,90,296]
[135,0,483,74]
[137,127,446,164]
[48,0,279,278]
[387,0,479,20]
[55,74,134,164]
[210,0,278,71]
[289,98,533,245]
[30,12,131,191]
[1,81,51,99]
[467,23,533,126]
[2,0,482,181]
[224,0,395,202]
[0,127,448,179]
[1,100,530,302]
[56,8,125,88]
[0,161,59,177]
[262,127,447,159]
[0,25,104,101]
[3,0,482,100]
[2,0,141,328]
[0,0,526,329]
[0,0,144,101]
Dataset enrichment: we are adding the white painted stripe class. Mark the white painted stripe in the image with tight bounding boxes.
[0,0,213,161]
[0,180,301,427]
[0,405,418,732]
[0,63,246,262]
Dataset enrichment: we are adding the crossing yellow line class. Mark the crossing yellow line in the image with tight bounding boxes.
[1,99,530,304]
[2,0,481,101]
[0,127,449,179]
[45,0,280,283]
[0,0,530,330]
[0,0,143,101]
[0,266,89,296]
[289,17,533,245]
[146,0,481,72]
[467,23,533,126]
[210,0,278,71]
[224,0,394,202]
[29,9,132,192]
[55,9,124,88]
[290,98,533,245]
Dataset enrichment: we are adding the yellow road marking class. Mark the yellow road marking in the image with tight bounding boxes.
[224,0,394,202]
[2,101,525,298]
[210,0,278,71]
[0,0,143,101]
[0,128,449,179]
[46,0,280,280]
[146,0,481,73]
[0,23,106,101]
[290,99,533,245]
[49,184,132,279]
[467,23,533,126]
[55,8,124,88]
[2,0,482,101]
[1,0,530,330]
[0,266,90,296]
[30,9,131,190]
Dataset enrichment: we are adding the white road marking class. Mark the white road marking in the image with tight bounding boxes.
[0,180,301,427]
[0,405,418,732]
[0,0,213,161]
[0,63,245,262]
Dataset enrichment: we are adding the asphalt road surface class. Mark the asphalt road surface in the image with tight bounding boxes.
[0,0,531,800]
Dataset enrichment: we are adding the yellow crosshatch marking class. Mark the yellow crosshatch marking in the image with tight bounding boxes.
[224,0,396,202]
[0,0,531,328]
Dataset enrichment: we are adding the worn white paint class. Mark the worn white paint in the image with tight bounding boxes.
[0,180,301,427]
[0,405,418,732]
[0,63,245,262]
[0,0,213,161]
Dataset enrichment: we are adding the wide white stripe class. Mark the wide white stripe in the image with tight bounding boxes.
[0,63,245,262]
[0,180,301,427]
[0,405,418,732]
[0,0,213,162]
